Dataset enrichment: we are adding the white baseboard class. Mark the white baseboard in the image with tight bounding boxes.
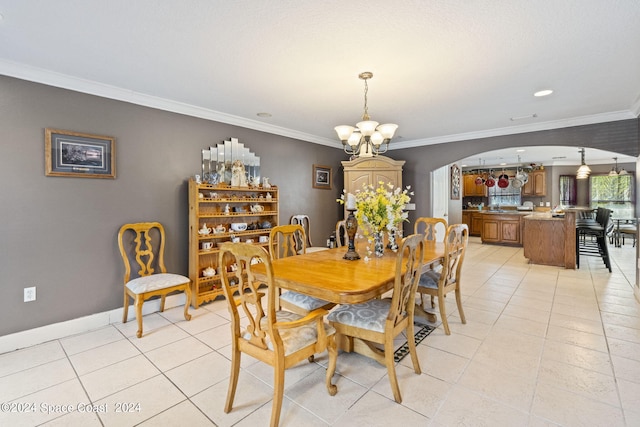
[0,293,188,355]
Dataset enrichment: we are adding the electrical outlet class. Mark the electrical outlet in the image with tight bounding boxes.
[24,286,36,302]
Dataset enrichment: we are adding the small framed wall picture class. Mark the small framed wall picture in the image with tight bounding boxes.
[312,164,332,189]
[45,128,116,179]
[451,164,461,199]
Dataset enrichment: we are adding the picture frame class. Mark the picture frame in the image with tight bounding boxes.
[45,128,116,179]
[312,164,332,190]
[450,163,461,200]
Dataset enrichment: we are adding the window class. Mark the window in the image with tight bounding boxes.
[590,173,635,218]
[488,179,521,207]
[559,175,577,206]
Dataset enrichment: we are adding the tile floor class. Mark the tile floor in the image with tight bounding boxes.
[1,237,640,426]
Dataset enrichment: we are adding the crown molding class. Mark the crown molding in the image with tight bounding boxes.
[0,60,342,149]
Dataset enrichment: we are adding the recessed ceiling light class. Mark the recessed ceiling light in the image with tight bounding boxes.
[256,112,272,118]
[534,89,553,97]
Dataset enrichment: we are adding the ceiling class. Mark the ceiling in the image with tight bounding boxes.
[1,1,639,167]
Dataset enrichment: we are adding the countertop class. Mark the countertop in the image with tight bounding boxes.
[523,212,564,221]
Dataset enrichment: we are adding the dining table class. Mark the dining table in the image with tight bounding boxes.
[252,239,445,364]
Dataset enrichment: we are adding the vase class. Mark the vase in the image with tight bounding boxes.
[387,229,398,252]
[373,231,385,257]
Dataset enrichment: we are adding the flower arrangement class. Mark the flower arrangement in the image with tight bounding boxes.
[338,181,413,237]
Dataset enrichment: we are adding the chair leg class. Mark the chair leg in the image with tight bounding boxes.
[406,319,421,375]
[183,286,192,321]
[455,288,466,325]
[135,295,144,338]
[224,346,241,414]
[160,294,166,312]
[384,335,402,403]
[271,362,285,427]
[325,335,338,396]
[438,295,450,335]
[122,291,129,323]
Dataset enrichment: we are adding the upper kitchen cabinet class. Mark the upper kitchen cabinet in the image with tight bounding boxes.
[463,173,487,197]
[522,170,546,197]
[342,156,404,195]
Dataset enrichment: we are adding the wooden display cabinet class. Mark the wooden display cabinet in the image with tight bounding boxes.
[188,179,279,308]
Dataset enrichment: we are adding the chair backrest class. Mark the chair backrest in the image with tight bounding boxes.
[414,217,447,242]
[290,214,313,248]
[218,243,279,352]
[335,220,347,248]
[440,224,469,290]
[387,234,425,328]
[117,222,167,283]
[269,224,306,259]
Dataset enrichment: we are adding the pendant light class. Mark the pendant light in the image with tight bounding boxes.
[576,148,591,179]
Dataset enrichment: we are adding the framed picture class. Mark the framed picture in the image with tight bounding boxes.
[450,164,461,200]
[45,128,116,179]
[312,164,332,189]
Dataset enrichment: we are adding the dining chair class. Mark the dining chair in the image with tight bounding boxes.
[218,242,337,427]
[416,223,469,335]
[327,233,425,403]
[290,214,329,253]
[335,219,347,248]
[269,224,334,316]
[117,222,191,338]
[414,217,448,308]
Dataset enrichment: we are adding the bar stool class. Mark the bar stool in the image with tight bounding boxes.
[576,207,612,272]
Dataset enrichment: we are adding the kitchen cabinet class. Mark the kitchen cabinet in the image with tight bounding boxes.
[481,213,523,245]
[188,179,279,308]
[342,156,404,195]
[462,211,471,230]
[463,174,487,197]
[470,212,484,236]
[522,170,546,196]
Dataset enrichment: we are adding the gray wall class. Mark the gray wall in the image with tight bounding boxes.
[0,76,345,336]
[1,75,638,336]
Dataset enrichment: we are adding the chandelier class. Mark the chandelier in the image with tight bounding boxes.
[334,72,398,158]
[576,148,591,179]
[608,157,628,176]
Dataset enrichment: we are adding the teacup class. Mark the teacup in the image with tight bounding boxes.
[201,242,214,250]
[259,236,269,243]
[214,225,226,233]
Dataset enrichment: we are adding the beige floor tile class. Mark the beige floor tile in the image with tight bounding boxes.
[0,358,76,402]
[68,339,140,376]
[235,396,329,426]
[128,324,191,353]
[604,322,640,344]
[532,382,625,426]
[145,336,212,371]
[432,385,529,426]
[190,372,274,427]
[502,303,551,323]
[114,312,172,337]
[0,340,65,377]
[551,301,602,321]
[549,312,604,335]
[0,379,89,426]
[611,354,640,383]
[601,311,640,329]
[138,400,214,427]
[493,313,548,337]
[457,358,536,411]
[373,365,451,418]
[164,351,230,397]
[599,301,640,318]
[79,354,160,401]
[160,306,228,335]
[546,324,609,352]
[538,358,620,406]
[617,377,640,414]
[425,329,482,359]
[41,408,102,426]
[542,340,613,376]
[95,375,186,427]
[194,323,233,350]
[333,389,429,426]
[608,337,640,362]
[59,326,124,356]
[331,351,389,388]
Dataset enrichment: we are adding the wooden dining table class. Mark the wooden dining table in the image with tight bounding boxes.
[252,239,445,363]
[254,240,445,305]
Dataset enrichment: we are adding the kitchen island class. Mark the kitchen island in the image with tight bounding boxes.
[522,211,576,269]
[462,210,530,246]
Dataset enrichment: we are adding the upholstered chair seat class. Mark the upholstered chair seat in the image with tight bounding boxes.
[327,299,394,333]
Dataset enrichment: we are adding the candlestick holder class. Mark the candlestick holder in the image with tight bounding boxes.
[343,209,360,260]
